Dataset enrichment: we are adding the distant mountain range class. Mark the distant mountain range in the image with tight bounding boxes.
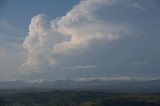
[0,79,160,93]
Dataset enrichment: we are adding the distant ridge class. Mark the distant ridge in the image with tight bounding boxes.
[0,78,160,93]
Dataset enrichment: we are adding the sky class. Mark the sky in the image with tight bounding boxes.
[0,0,160,81]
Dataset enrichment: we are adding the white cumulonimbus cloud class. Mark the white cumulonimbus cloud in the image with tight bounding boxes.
[23,0,129,69]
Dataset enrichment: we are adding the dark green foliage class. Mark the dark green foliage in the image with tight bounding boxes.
[0,90,160,106]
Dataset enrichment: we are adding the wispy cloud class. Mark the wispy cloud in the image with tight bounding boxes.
[128,3,147,10]
[61,65,102,70]
[131,61,151,65]
[0,21,25,35]
[0,21,25,50]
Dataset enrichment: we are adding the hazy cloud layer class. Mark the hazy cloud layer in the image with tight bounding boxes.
[23,0,128,69]
[61,65,102,70]
[35,76,160,82]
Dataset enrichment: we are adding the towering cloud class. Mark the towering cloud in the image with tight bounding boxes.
[23,0,128,69]
[23,15,67,67]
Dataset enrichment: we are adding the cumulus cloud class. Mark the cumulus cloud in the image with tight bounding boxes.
[23,0,129,69]
[23,15,64,67]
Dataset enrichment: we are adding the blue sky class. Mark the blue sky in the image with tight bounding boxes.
[0,0,79,28]
[0,0,160,81]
